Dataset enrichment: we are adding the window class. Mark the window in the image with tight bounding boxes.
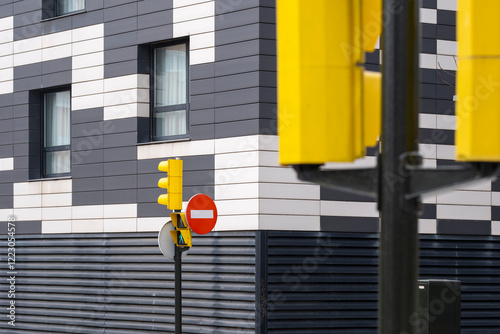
[152,42,189,140]
[43,89,71,177]
[56,0,85,16]
[42,0,85,19]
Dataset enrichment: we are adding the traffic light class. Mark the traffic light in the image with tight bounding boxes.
[456,0,500,161]
[158,159,183,211]
[277,0,382,165]
[169,212,191,247]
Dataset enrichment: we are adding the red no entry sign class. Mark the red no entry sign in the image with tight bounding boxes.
[186,194,218,235]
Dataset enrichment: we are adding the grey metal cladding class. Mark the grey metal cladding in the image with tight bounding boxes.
[104,2,138,21]
[73,190,104,205]
[215,0,260,16]
[0,220,41,234]
[103,146,137,162]
[105,59,140,77]
[215,119,261,139]
[104,45,137,65]
[73,176,104,192]
[72,9,105,29]
[137,25,173,45]
[103,160,137,177]
[190,124,215,141]
[191,63,215,80]
[72,162,104,179]
[191,78,215,96]
[72,108,104,125]
[138,0,172,15]
[137,10,173,31]
[0,3,13,18]
[216,23,260,47]
[321,216,379,233]
[42,70,72,88]
[215,7,260,30]
[215,72,259,92]
[0,195,13,209]
[190,108,215,125]
[42,57,72,75]
[15,63,42,80]
[215,55,260,76]
[104,188,137,204]
[105,16,137,36]
[437,219,492,235]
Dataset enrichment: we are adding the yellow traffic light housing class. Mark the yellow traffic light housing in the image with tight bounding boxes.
[456,0,500,161]
[277,0,382,165]
[158,159,183,210]
[170,212,187,229]
[170,228,192,248]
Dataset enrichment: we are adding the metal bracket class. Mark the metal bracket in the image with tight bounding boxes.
[292,159,499,203]
[293,164,378,198]
[405,162,499,199]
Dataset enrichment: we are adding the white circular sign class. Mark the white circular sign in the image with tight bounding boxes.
[158,221,189,260]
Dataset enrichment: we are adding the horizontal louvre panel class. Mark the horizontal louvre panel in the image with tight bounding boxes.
[266,232,379,333]
[0,232,256,333]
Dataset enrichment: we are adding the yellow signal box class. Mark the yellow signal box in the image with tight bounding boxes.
[456,0,500,161]
[170,212,187,229]
[158,159,183,211]
[277,0,382,165]
[170,229,192,248]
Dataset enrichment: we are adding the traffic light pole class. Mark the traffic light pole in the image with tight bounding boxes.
[174,243,182,334]
[379,1,420,332]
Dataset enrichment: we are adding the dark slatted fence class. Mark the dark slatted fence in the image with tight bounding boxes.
[0,231,257,333]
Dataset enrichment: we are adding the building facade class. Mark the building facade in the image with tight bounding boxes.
[0,0,499,333]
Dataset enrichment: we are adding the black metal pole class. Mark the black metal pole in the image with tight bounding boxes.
[379,0,420,333]
[175,244,182,334]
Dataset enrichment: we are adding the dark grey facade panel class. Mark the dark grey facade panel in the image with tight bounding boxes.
[215,87,260,108]
[0,3,13,18]
[103,132,139,148]
[215,103,259,123]
[0,94,13,108]
[138,0,172,15]
[190,93,215,111]
[215,0,260,16]
[0,195,13,209]
[104,45,137,65]
[42,57,72,75]
[102,146,137,162]
[215,119,260,139]
[191,77,215,96]
[216,39,260,61]
[0,144,13,157]
[321,216,380,233]
[14,77,42,92]
[104,16,137,37]
[0,220,41,234]
[103,160,137,177]
[41,70,72,88]
[41,15,73,35]
[321,187,375,203]
[73,190,104,205]
[104,30,138,50]
[215,7,260,31]
[103,2,138,22]
[190,123,215,141]
[437,219,492,236]
[72,8,105,29]
[103,174,137,190]
[103,188,137,204]
[72,108,104,125]
[14,63,42,80]
[215,71,259,92]
[190,108,215,126]
[216,23,260,47]
[72,162,104,179]
[136,24,173,45]
[420,128,455,146]
[215,55,260,77]
[191,63,215,81]
[73,176,104,192]
[137,10,173,31]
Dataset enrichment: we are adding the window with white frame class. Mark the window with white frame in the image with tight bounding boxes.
[43,89,71,177]
[152,42,189,140]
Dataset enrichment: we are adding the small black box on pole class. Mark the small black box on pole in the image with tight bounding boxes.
[417,280,461,334]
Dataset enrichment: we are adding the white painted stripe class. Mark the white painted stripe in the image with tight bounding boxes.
[191,210,214,219]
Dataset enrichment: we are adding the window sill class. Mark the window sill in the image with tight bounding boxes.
[41,9,86,22]
[28,176,72,182]
[137,137,191,146]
